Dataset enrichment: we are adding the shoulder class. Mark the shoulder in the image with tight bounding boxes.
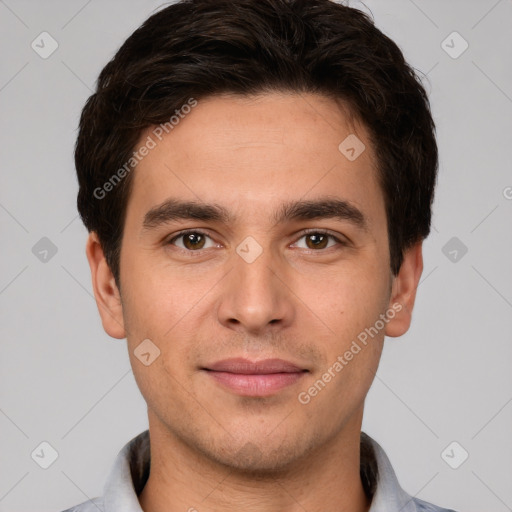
[59,496,104,512]
[361,432,460,512]
[412,496,459,512]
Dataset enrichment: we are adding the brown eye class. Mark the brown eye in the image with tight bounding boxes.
[169,231,214,251]
[292,231,343,251]
[182,232,206,250]
[304,233,330,250]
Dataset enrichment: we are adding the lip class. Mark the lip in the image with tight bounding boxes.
[202,358,308,397]
[204,357,305,374]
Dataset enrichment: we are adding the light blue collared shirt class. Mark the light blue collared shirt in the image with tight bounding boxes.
[61,430,457,512]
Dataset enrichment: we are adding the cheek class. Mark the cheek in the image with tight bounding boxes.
[128,354,183,428]
[120,265,205,380]
[297,260,390,336]
[121,252,200,330]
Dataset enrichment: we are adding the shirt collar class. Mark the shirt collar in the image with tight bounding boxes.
[362,432,419,511]
[101,430,417,512]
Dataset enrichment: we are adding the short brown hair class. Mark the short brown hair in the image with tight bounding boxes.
[75,0,438,289]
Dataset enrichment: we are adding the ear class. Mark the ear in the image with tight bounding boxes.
[85,232,126,339]
[385,241,424,338]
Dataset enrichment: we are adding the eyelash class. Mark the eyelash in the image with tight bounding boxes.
[166,229,347,255]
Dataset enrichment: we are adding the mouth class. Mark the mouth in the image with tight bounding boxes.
[201,358,309,397]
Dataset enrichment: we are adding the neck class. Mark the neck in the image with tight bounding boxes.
[138,411,371,512]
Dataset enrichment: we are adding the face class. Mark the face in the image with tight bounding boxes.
[87,92,422,473]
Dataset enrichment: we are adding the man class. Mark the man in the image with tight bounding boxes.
[64,0,456,510]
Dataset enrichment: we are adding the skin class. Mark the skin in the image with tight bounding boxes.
[86,92,423,512]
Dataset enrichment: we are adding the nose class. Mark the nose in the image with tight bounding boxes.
[216,244,295,335]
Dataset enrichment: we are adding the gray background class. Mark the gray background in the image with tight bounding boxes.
[1,0,511,511]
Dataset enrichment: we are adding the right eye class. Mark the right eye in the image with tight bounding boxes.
[167,230,218,252]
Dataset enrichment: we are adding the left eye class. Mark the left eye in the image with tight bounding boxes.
[291,231,341,250]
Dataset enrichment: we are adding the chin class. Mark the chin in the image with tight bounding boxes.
[199,431,318,477]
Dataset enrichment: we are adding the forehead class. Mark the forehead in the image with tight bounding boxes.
[126,92,383,230]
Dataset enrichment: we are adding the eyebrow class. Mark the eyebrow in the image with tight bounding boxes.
[141,197,368,233]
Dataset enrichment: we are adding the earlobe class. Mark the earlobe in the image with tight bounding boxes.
[85,232,126,339]
[384,241,424,338]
